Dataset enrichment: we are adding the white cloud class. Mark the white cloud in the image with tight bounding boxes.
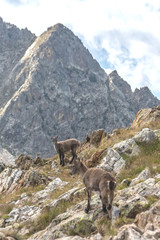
[0,0,160,99]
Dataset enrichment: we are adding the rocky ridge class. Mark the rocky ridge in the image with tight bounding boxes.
[0,121,159,240]
[0,18,160,159]
[0,17,36,108]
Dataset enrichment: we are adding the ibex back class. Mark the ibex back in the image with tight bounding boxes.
[51,136,80,166]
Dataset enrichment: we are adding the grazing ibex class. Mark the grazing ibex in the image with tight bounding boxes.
[71,158,116,218]
[51,136,80,166]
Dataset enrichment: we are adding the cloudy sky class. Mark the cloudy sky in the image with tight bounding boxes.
[0,0,160,99]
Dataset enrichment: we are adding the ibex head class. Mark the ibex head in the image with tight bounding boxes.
[51,136,58,143]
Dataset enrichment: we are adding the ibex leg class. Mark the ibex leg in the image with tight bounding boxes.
[85,189,91,213]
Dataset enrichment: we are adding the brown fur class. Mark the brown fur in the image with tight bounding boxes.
[72,158,116,218]
[51,136,80,166]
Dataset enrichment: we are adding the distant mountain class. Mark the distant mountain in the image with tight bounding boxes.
[0,17,36,108]
[0,19,159,158]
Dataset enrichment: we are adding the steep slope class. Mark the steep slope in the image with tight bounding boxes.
[0,23,110,157]
[0,22,159,158]
[0,17,36,108]
[0,125,160,240]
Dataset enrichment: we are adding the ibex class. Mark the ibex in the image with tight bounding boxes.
[71,158,116,219]
[51,136,80,166]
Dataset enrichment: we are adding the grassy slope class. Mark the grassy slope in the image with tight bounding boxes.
[0,122,160,239]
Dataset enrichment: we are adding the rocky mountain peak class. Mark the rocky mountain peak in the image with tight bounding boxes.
[0,20,160,158]
[0,17,36,107]
[133,86,160,110]
[108,70,132,95]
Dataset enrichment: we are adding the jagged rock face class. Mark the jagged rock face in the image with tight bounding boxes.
[0,23,110,157]
[108,70,160,124]
[133,87,160,112]
[0,17,36,108]
[131,106,160,128]
[0,21,160,158]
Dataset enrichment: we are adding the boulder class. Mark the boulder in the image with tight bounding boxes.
[6,205,41,225]
[33,178,69,202]
[115,177,159,217]
[133,128,156,144]
[154,129,160,140]
[130,168,151,186]
[0,145,15,166]
[113,139,140,156]
[99,148,125,174]
[113,201,160,240]
[131,106,160,129]
[0,168,24,193]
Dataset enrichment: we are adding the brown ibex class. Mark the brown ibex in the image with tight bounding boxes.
[71,158,116,218]
[51,136,80,166]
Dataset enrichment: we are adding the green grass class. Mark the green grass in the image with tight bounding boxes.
[25,191,86,238]
[95,217,116,237]
[0,204,14,219]
[114,216,134,228]
[68,219,96,237]
[117,140,160,183]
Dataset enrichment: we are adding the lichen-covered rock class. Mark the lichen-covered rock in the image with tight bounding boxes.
[133,128,156,144]
[56,233,104,240]
[113,202,160,240]
[99,148,125,174]
[0,168,24,193]
[154,129,160,140]
[130,168,151,186]
[135,202,160,231]
[33,178,69,202]
[27,209,97,240]
[115,177,160,217]
[0,166,49,193]
[6,205,41,225]
[131,106,160,129]
[113,139,140,156]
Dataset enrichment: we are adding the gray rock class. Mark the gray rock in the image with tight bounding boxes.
[0,17,36,108]
[113,138,140,156]
[113,201,160,239]
[113,224,143,240]
[130,168,151,186]
[0,168,24,193]
[99,148,125,174]
[33,177,68,202]
[6,205,41,224]
[133,128,156,144]
[154,129,160,140]
[0,145,15,166]
[115,178,160,217]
